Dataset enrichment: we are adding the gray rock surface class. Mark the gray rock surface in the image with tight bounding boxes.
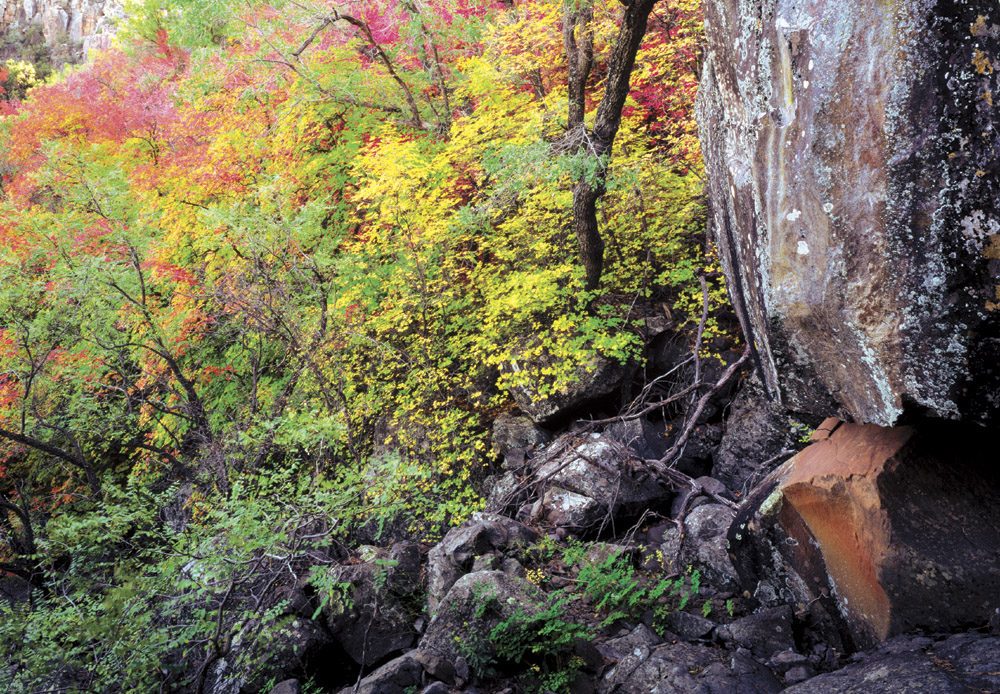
[529,433,667,534]
[419,570,543,665]
[784,633,1000,693]
[596,625,781,693]
[508,351,633,423]
[681,503,738,590]
[659,611,715,641]
[426,513,538,615]
[716,606,795,660]
[713,376,801,493]
[338,652,423,694]
[605,417,669,460]
[491,413,550,469]
[267,681,300,694]
[0,0,122,63]
[323,559,418,666]
[698,0,1000,426]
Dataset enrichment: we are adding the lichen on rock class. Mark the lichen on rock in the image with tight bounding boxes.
[697,0,1000,426]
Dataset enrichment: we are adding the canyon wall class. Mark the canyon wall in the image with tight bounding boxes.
[1,0,122,64]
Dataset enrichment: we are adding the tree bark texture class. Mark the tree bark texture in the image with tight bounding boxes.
[569,0,657,291]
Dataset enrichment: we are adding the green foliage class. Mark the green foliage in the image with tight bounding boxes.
[490,596,588,663]
[576,551,679,627]
[307,567,353,620]
[461,584,588,694]
[791,419,815,444]
[0,468,361,691]
[122,0,245,48]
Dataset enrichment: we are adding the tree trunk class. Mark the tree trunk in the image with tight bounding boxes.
[564,4,594,128]
[569,0,658,291]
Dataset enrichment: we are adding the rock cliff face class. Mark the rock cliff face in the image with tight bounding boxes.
[1,0,121,64]
[697,0,1000,426]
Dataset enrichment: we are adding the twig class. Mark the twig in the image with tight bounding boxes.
[649,345,751,472]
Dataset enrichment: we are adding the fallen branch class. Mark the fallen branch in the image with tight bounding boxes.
[648,344,751,473]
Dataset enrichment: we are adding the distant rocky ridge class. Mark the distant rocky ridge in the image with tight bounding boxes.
[0,0,122,66]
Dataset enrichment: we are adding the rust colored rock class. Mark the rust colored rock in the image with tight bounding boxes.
[697,0,1000,425]
[730,421,1000,650]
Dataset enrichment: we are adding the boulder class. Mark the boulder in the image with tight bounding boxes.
[338,652,424,694]
[659,611,715,642]
[323,558,418,666]
[0,576,31,606]
[508,352,633,423]
[258,618,335,688]
[784,633,1000,693]
[597,625,781,693]
[729,420,1000,649]
[529,433,667,534]
[698,0,1000,426]
[672,423,724,479]
[716,606,796,661]
[713,376,803,493]
[641,503,740,589]
[491,413,551,469]
[205,615,336,694]
[604,417,669,460]
[267,681,300,694]
[386,542,422,588]
[483,470,522,514]
[681,503,739,590]
[419,570,544,667]
[426,514,538,615]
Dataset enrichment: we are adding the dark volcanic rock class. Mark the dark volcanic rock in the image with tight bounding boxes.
[784,633,1000,693]
[426,513,538,615]
[605,417,669,460]
[698,0,1000,426]
[528,433,668,535]
[323,558,419,666]
[716,606,796,661]
[419,570,543,665]
[681,503,739,590]
[0,576,31,606]
[729,420,1000,649]
[508,351,633,423]
[713,376,803,493]
[659,611,715,641]
[596,625,782,693]
[491,413,551,469]
[338,652,423,694]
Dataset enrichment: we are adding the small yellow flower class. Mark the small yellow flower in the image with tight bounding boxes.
[526,567,547,586]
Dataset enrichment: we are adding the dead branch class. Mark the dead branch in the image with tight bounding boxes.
[649,345,751,473]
